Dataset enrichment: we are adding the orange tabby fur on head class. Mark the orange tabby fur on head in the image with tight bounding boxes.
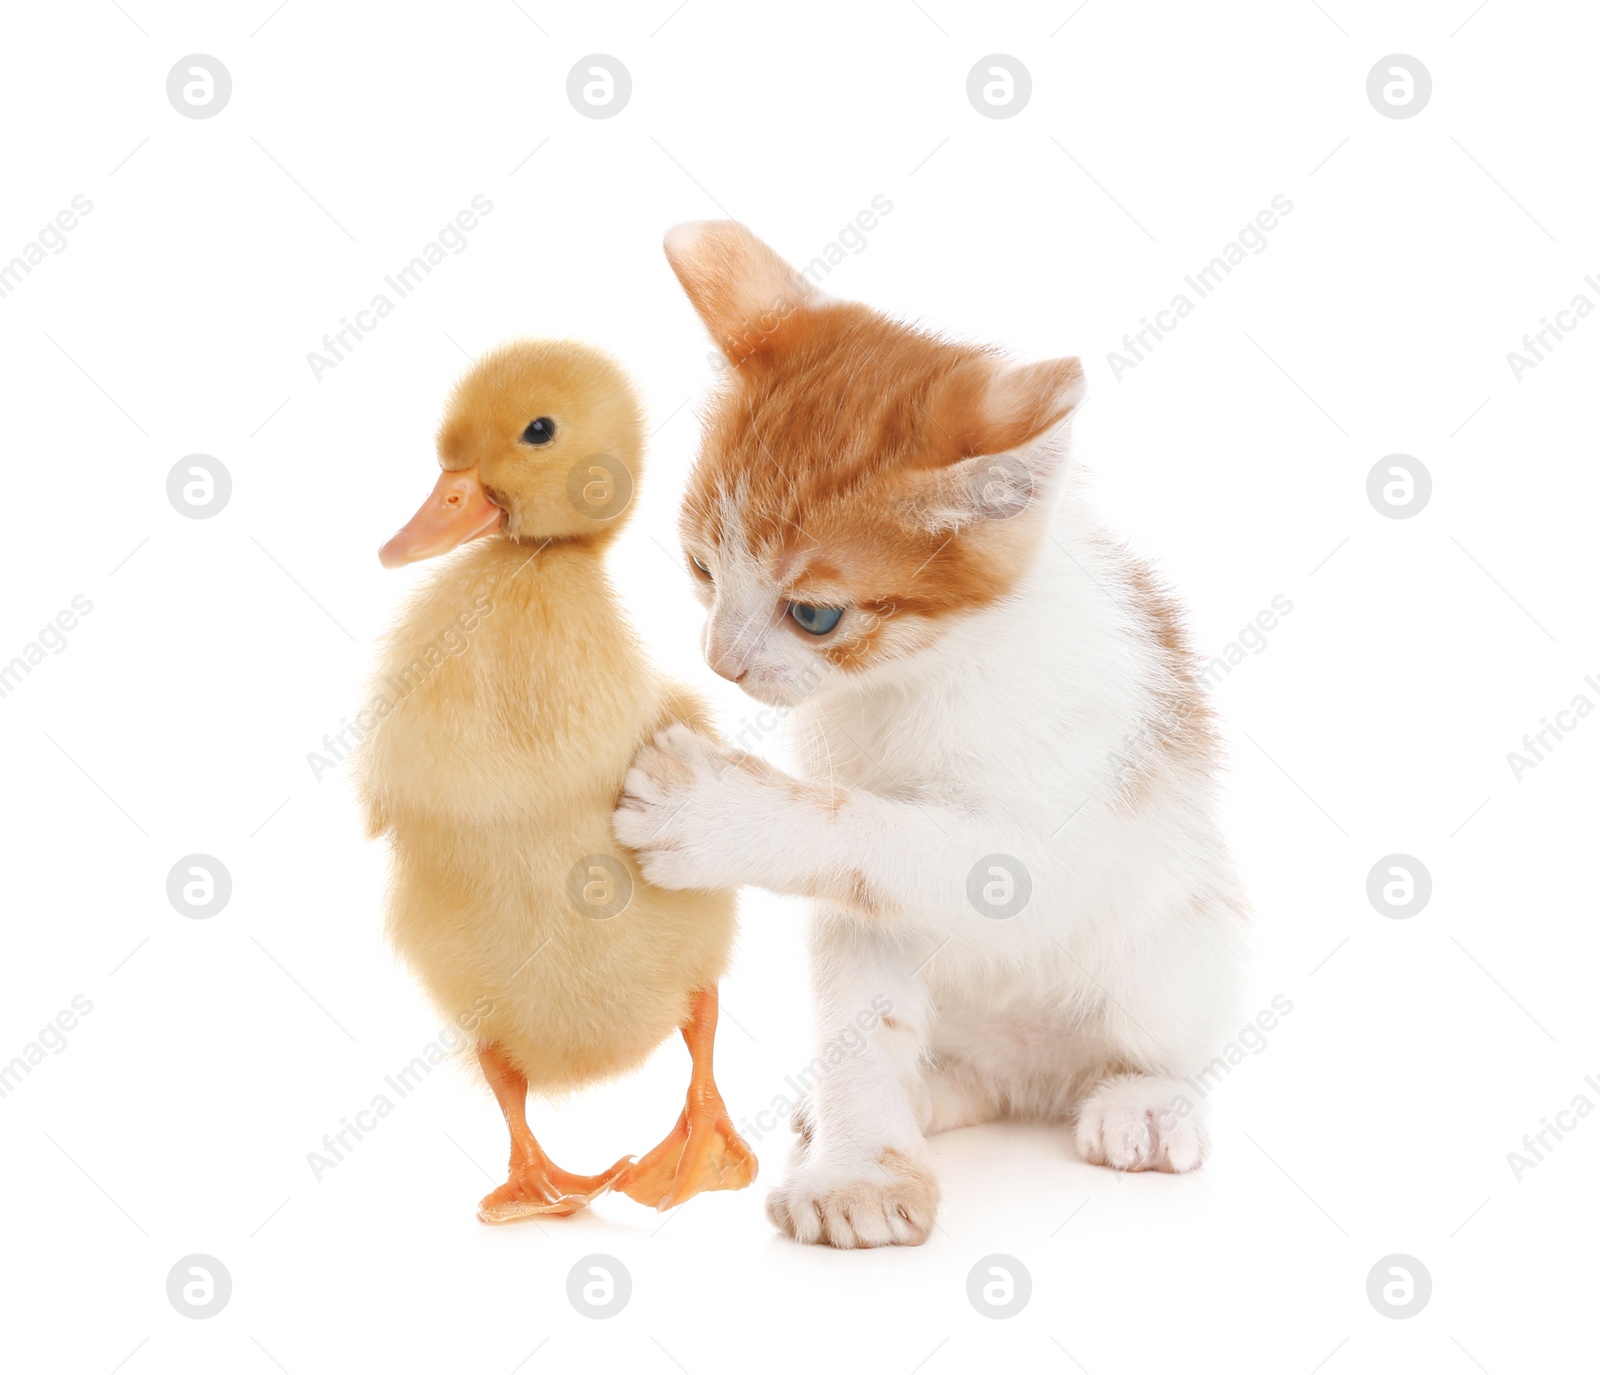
[667,222,1084,686]
[357,339,756,1222]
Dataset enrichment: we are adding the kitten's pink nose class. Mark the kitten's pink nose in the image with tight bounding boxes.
[706,602,773,683]
[709,657,748,684]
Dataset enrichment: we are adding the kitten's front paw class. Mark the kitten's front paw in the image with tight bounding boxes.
[1075,1074,1208,1173]
[765,1150,939,1249]
[613,724,749,891]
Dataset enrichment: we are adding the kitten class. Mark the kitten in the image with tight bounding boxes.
[613,221,1247,1248]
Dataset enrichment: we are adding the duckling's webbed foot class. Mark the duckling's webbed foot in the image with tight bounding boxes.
[616,986,758,1211]
[475,1043,630,1223]
[478,1151,630,1223]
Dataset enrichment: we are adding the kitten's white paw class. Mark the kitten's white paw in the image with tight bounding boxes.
[766,1150,939,1249]
[612,724,747,890]
[1075,1074,1208,1173]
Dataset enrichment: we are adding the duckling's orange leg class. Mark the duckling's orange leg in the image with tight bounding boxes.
[475,1043,631,1224]
[616,986,758,1211]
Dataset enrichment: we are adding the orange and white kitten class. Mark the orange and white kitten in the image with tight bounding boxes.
[614,222,1247,1248]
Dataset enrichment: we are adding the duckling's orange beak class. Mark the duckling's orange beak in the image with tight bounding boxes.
[379,467,504,568]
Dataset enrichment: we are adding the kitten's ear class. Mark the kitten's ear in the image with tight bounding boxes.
[974,356,1088,454]
[664,221,816,368]
[914,356,1087,530]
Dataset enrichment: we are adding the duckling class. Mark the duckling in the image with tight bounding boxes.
[356,339,756,1222]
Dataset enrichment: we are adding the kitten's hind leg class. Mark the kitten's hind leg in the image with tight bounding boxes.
[1073,1072,1208,1173]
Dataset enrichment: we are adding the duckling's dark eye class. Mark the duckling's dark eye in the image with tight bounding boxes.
[789,603,843,635]
[521,416,556,445]
[690,555,712,578]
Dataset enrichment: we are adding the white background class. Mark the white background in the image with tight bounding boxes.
[1,1,1595,1371]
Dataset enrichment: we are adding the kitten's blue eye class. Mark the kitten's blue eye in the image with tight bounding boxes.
[690,555,711,577]
[789,603,843,635]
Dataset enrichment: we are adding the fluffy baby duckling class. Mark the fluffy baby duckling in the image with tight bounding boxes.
[357,340,756,1222]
